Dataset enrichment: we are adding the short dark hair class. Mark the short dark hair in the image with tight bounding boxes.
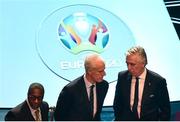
[27,82,44,98]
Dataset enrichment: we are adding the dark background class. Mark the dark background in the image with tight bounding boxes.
[164,0,180,40]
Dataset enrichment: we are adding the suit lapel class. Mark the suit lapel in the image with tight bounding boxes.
[127,72,132,107]
[24,101,35,121]
[140,70,152,117]
[96,84,101,112]
[40,104,46,121]
[80,78,92,114]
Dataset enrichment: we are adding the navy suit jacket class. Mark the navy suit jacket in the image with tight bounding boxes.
[54,75,109,121]
[113,69,171,121]
[5,100,49,121]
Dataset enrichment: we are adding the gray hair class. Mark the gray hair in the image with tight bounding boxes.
[84,53,104,72]
[126,46,148,65]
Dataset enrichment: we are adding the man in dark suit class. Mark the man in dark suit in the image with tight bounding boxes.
[54,53,109,121]
[113,46,171,121]
[5,82,49,121]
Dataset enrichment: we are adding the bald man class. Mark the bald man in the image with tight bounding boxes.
[54,53,109,121]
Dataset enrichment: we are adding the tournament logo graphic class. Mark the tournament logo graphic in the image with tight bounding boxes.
[58,12,109,54]
[36,4,135,83]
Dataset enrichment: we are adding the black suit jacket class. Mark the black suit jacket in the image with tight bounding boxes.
[54,75,109,121]
[5,100,49,121]
[113,69,171,121]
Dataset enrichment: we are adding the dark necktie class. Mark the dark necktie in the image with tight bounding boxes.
[132,77,139,119]
[90,84,95,118]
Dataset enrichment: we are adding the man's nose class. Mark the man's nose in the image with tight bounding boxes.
[127,64,132,70]
[34,98,40,103]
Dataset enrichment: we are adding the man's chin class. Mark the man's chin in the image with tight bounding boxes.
[32,106,39,110]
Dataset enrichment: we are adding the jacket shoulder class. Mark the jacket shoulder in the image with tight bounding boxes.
[4,101,29,120]
[65,76,84,88]
[118,70,129,78]
[147,69,165,80]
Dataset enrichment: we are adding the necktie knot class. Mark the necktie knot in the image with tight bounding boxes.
[90,84,95,89]
[136,77,139,81]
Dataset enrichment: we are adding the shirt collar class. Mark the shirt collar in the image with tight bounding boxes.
[84,74,96,88]
[132,68,147,80]
[26,99,40,113]
[139,68,147,80]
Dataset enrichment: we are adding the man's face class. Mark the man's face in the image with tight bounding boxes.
[126,53,145,77]
[88,60,106,83]
[28,88,43,110]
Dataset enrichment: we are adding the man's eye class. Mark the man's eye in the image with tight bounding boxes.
[29,95,42,100]
[127,63,136,66]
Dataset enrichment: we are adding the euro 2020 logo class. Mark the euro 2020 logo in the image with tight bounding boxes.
[36,4,135,82]
[58,12,109,54]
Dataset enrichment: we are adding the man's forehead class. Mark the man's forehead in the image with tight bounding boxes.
[30,88,42,94]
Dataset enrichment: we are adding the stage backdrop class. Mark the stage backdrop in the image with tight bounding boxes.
[0,0,180,108]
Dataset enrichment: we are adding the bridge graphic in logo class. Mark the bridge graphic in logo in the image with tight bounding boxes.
[58,12,109,54]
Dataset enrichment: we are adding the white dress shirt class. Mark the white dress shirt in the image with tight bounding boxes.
[26,99,42,121]
[84,74,97,117]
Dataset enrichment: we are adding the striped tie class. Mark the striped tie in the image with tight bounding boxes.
[90,84,95,118]
[35,109,40,121]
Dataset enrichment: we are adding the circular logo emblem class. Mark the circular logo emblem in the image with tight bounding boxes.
[36,4,136,83]
[58,12,109,54]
